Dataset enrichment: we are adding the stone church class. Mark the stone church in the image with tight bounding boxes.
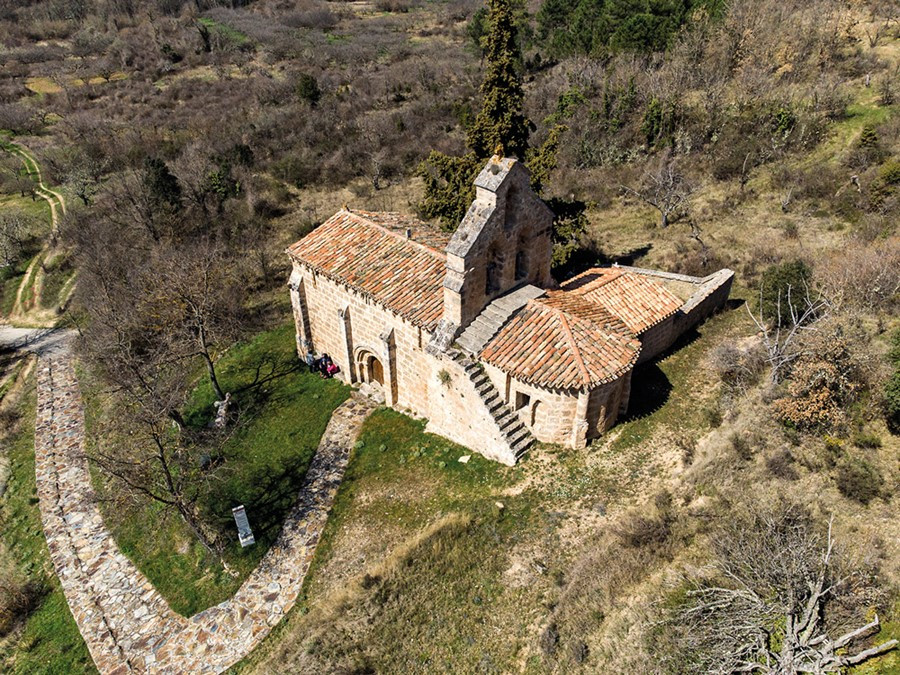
[287,156,733,464]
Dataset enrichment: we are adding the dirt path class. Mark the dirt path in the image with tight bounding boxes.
[33,344,376,674]
[5,141,70,325]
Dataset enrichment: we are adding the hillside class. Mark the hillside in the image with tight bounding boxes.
[1,0,898,672]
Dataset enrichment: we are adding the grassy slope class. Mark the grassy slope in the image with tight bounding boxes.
[0,372,95,675]
[235,408,532,673]
[235,300,752,672]
[83,323,349,617]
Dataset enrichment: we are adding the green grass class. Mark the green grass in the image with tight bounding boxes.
[84,323,349,617]
[232,408,530,673]
[0,192,51,223]
[38,254,73,310]
[0,255,32,317]
[0,375,96,674]
[851,600,900,674]
[16,252,42,313]
[197,17,251,46]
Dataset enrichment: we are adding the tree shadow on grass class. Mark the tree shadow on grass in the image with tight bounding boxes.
[207,451,315,547]
[186,354,302,428]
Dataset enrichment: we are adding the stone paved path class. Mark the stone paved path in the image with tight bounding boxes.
[34,344,376,674]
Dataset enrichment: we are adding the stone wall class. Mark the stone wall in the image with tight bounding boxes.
[627,267,735,363]
[442,158,554,331]
[425,354,519,465]
[292,263,433,413]
[480,361,629,447]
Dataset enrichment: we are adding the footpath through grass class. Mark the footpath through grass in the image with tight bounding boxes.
[85,323,349,617]
[0,372,95,674]
[234,408,535,673]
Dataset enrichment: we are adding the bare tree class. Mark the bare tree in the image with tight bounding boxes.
[0,210,34,267]
[623,155,694,228]
[665,502,897,672]
[88,390,229,564]
[156,241,249,402]
[747,283,830,383]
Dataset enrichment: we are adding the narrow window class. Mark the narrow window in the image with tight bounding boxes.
[515,249,528,281]
[485,247,503,295]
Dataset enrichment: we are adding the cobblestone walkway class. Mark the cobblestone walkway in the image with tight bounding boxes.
[34,346,376,674]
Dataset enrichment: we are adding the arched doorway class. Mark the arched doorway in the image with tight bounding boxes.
[356,350,384,386]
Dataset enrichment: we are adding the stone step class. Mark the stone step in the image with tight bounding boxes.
[512,436,533,458]
[456,285,545,356]
[484,396,503,413]
[462,326,494,343]
[495,411,518,430]
[506,425,529,445]
[476,382,493,396]
[471,372,489,386]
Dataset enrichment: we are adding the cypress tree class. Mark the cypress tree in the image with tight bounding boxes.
[467,0,531,159]
[418,0,534,228]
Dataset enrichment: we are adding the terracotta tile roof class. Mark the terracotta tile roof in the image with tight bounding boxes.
[480,290,641,391]
[286,209,446,329]
[561,267,683,335]
[348,210,453,251]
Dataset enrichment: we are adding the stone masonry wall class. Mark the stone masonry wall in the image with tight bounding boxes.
[295,264,433,413]
[637,315,677,364]
[480,362,575,446]
[443,160,554,331]
[586,379,626,438]
[632,267,735,364]
[425,354,518,465]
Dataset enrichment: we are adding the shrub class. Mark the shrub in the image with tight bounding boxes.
[0,564,44,636]
[710,340,766,391]
[0,407,20,433]
[759,260,813,326]
[772,326,865,433]
[851,431,882,449]
[884,371,900,434]
[295,73,322,106]
[703,405,723,428]
[540,621,560,656]
[835,457,883,504]
[730,433,753,460]
[766,450,799,480]
[614,511,672,550]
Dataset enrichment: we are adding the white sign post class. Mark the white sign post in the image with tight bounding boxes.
[232,505,255,548]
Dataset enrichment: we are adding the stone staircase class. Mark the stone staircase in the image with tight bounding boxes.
[455,284,545,355]
[451,351,534,461]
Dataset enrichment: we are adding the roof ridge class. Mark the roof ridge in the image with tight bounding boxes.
[344,210,446,261]
[587,268,621,290]
[555,307,591,388]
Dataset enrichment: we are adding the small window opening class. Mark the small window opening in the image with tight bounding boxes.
[515,249,528,281]
[515,391,531,410]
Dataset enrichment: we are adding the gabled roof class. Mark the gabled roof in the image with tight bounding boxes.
[286,209,447,329]
[479,291,641,391]
[561,267,683,335]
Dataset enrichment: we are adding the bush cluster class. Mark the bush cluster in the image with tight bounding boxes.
[772,327,865,433]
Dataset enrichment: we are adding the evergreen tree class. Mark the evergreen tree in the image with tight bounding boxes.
[417,152,482,228]
[467,0,532,159]
[143,157,181,209]
[418,0,536,229]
